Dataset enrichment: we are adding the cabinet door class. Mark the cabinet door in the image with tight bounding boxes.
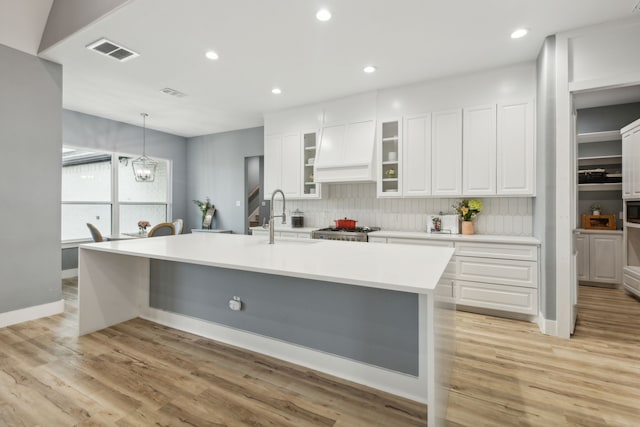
[632,127,640,198]
[575,234,589,282]
[403,114,431,196]
[264,134,283,196]
[589,234,622,284]
[497,101,535,195]
[622,131,632,198]
[431,109,462,195]
[281,133,301,198]
[463,104,497,195]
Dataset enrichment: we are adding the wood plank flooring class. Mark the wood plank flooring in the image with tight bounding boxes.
[1,280,639,426]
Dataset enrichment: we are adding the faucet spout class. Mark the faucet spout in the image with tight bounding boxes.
[269,189,286,244]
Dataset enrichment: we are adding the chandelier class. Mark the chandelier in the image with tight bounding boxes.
[132,112,157,182]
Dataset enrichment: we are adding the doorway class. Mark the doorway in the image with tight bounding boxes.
[244,156,268,234]
[570,87,640,335]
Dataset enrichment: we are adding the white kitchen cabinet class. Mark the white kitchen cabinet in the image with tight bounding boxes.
[462,104,497,195]
[576,230,622,285]
[377,119,402,196]
[497,100,535,196]
[281,133,301,198]
[301,131,321,198]
[576,234,590,281]
[264,133,284,196]
[372,233,540,318]
[621,119,640,198]
[264,132,301,198]
[402,114,431,197]
[455,280,537,315]
[431,109,462,196]
[622,130,632,198]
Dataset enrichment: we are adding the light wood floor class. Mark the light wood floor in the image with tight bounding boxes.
[0,280,639,426]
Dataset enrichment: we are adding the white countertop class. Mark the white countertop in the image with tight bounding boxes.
[80,233,454,295]
[369,230,541,245]
[576,228,623,235]
[249,226,319,233]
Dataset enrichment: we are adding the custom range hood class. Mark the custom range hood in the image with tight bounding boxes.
[314,92,377,183]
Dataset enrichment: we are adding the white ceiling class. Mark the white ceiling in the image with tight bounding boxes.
[0,0,53,55]
[4,0,640,137]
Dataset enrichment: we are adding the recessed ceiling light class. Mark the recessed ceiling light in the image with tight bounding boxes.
[316,9,331,21]
[205,50,219,60]
[272,88,282,95]
[510,28,528,39]
[363,65,377,74]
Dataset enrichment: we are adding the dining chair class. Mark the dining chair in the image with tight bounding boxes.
[172,218,184,235]
[86,223,104,242]
[147,222,175,237]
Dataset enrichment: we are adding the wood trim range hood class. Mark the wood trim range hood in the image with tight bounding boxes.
[314,92,377,183]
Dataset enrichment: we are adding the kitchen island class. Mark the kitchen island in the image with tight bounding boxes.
[78,233,455,426]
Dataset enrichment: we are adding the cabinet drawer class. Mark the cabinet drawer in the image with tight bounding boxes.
[386,238,454,248]
[454,242,538,261]
[455,280,538,315]
[456,256,537,288]
[623,268,640,294]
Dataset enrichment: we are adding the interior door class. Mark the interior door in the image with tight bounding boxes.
[571,108,579,335]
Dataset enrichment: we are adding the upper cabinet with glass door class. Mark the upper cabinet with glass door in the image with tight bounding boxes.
[377,119,401,197]
[302,131,321,198]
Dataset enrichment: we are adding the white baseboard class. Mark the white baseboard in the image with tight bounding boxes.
[0,299,65,328]
[538,312,558,336]
[142,307,427,404]
[61,268,78,279]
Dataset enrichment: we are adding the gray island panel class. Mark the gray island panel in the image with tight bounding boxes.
[149,259,419,375]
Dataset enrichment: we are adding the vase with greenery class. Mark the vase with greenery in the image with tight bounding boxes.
[193,197,215,229]
[453,199,483,235]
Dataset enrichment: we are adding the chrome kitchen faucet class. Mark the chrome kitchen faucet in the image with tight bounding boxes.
[269,189,286,244]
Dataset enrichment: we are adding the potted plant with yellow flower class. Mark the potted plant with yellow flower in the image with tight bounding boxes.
[453,199,483,235]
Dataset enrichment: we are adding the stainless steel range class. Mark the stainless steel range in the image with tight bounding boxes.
[311,226,381,242]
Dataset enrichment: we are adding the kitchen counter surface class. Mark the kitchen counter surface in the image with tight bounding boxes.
[81,232,454,294]
[576,228,622,235]
[368,230,541,245]
[249,225,319,233]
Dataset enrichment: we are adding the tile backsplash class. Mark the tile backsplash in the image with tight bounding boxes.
[281,183,533,236]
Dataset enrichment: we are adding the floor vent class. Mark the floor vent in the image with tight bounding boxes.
[86,38,139,62]
[160,88,187,98]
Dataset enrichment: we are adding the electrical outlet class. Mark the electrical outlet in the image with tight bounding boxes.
[235,200,240,207]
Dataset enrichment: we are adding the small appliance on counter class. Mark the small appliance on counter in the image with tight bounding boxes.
[427,214,460,234]
[291,209,304,228]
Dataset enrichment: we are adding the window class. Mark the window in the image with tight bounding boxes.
[61,147,171,242]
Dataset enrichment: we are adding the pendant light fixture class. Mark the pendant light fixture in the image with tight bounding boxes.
[132,112,157,182]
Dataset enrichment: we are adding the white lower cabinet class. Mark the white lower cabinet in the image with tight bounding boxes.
[371,235,539,317]
[576,230,622,285]
[455,280,537,315]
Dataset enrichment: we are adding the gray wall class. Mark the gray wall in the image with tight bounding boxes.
[61,110,188,270]
[187,127,264,233]
[150,260,419,375]
[0,44,62,313]
[534,36,557,320]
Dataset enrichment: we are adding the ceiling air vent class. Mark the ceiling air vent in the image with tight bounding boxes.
[634,1,640,13]
[160,87,187,98]
[86,38,139,62]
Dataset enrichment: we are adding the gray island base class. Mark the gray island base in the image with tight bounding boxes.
[78,233,455,426]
